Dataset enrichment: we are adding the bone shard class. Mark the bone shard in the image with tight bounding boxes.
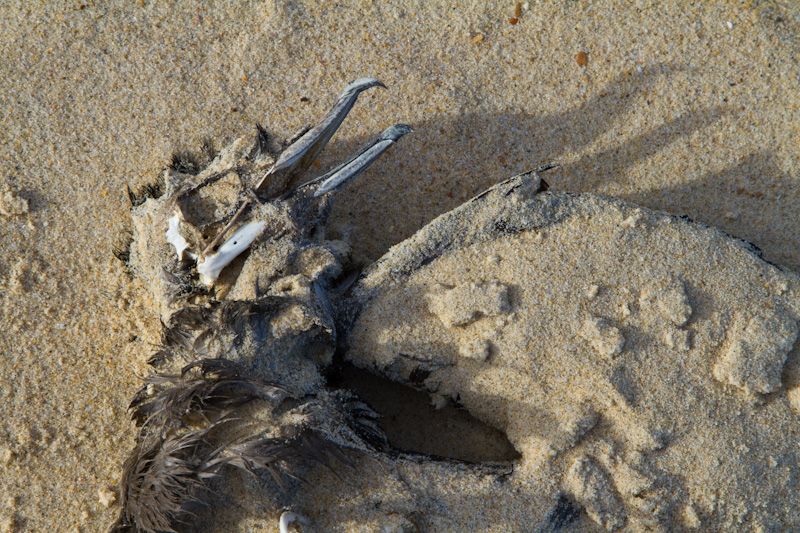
[197,220,266,286]
[166,211,192,261]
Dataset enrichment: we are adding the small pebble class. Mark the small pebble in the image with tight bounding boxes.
[0,190,28,218]
[585,284,599,299]
[98,488,116,508]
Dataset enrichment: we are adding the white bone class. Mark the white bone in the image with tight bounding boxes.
[196,220,266,286]
[166,211,192,261]
[279,511,305,533]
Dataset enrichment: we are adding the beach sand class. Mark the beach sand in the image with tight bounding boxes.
[1,1,800,531]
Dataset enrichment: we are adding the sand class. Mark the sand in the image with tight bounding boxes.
[1,1,800,531]
[340,176,800,530]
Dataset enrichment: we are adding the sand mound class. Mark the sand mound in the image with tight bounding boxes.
[339,172,800,531]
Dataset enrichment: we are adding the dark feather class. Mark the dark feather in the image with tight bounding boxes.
[161,269,209,304]
[191,328,213,358]
[250,122,273,160]
[112,427,227,533]
[226,424,348,489]
[169,306,214,330]
[334,390,389,452]
[217,300,256,336]
[160,268,184,287]
[118,359,292,532]
[127,176,166,207]
[169,140,217,176]
[130,358,287,431]
[169,151,202,176]
[159,324,195,362]
[146,349,172,367]
[199,138,217,164]
[149,300,290,368]
[218,297,287,336]
[112,233,133,266]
